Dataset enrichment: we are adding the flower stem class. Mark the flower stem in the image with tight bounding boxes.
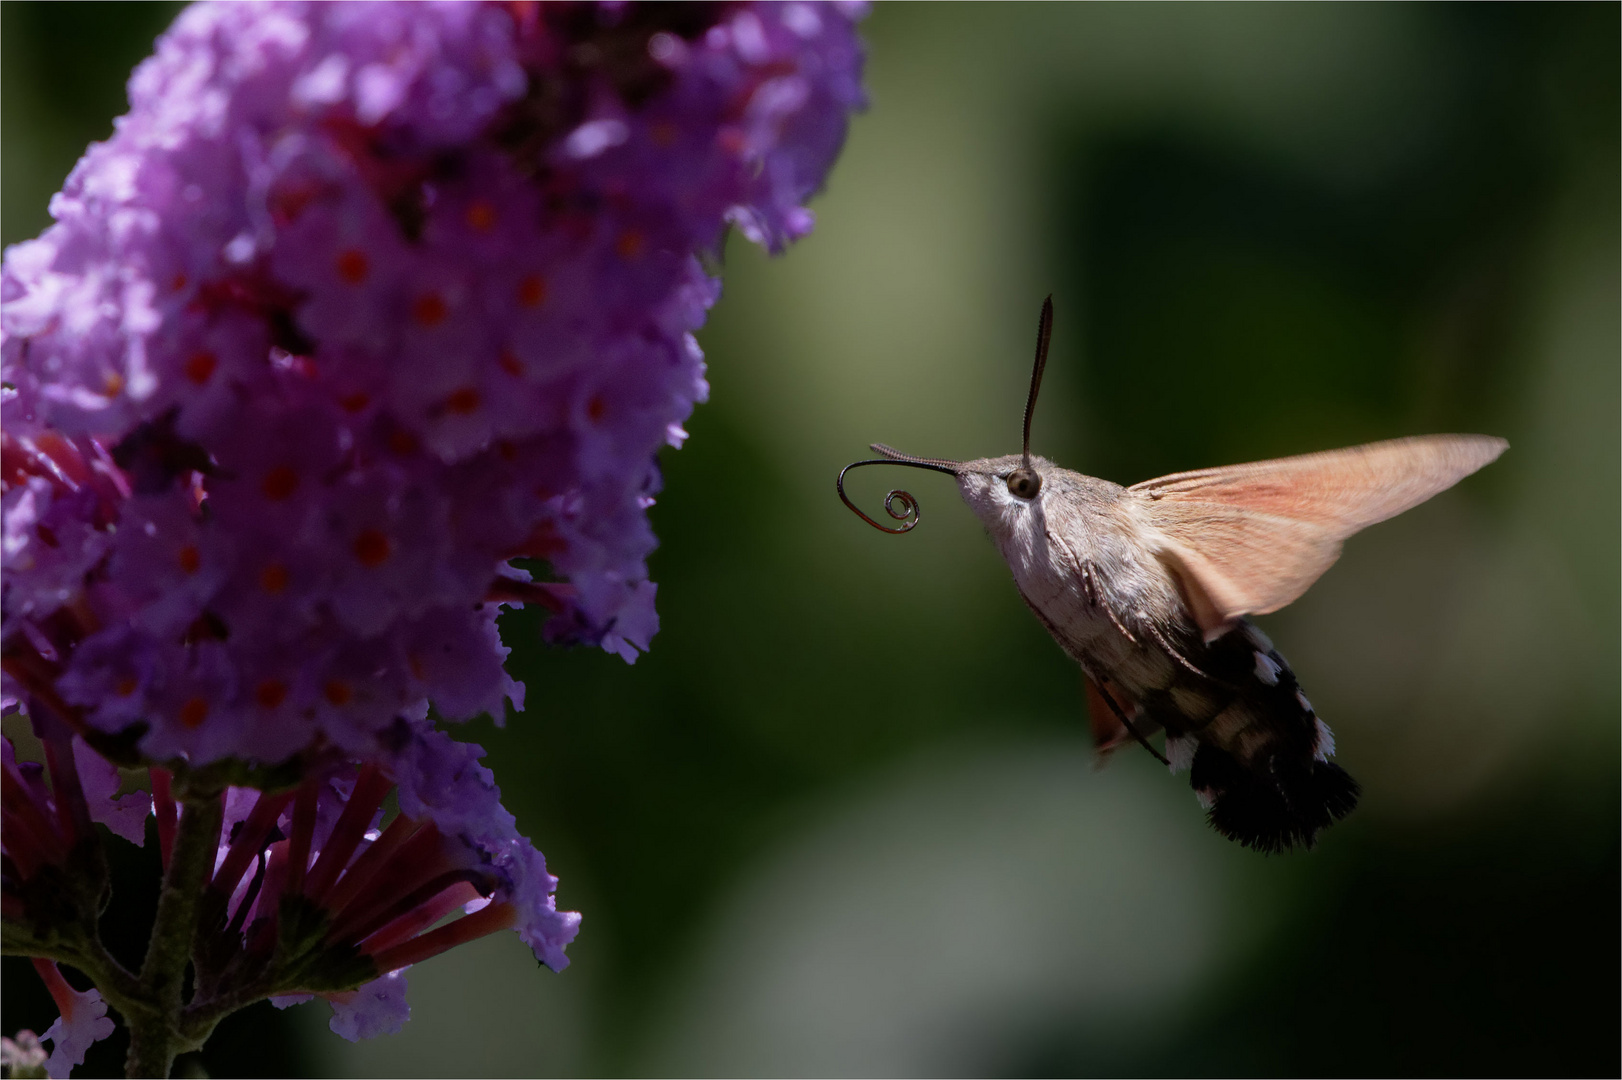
[125,795,222,1079]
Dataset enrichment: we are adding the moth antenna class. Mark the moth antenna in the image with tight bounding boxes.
[837,456,959,534]
[1022,295,1054,470]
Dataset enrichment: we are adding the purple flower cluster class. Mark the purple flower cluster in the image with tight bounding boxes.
[1,1,864,1066]
[1,0,864,765]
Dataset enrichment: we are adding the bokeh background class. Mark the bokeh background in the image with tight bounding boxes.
[3,3,1617,1076]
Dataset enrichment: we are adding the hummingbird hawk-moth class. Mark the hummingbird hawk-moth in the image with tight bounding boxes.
[838,296,1507,852]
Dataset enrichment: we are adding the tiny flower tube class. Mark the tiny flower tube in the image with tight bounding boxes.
[189,728,575,1040]
[150,766,178,869]
[32,959,116,1080]
[2,731,149,929]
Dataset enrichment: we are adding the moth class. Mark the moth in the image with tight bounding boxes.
[838,297,1506,852]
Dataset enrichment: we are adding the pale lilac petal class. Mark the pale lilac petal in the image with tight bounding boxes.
[326,970,410,1042]
[71,737,151,846]
[392,726,579,971]
[40,985,115,1079]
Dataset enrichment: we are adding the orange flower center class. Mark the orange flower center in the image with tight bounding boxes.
[261,465,299,501]
[185,351,218,385]
[615,230,645,260]
[259,562,289,594]
[336,249,369,284]
[179,697,209,729]
[353,529,391,567]
[413,293,448,327]
[445,387,481,415]
[518,275,547,308]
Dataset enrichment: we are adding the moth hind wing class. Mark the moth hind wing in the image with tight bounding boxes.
[1153,520,1342,640]
[1084,677,1156,764]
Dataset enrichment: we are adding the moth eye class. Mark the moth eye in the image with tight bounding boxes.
[1007,468,1041,500]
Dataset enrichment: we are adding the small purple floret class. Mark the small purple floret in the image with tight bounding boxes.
[35,970,115,1080]
[325,970,411,1042]
[72,737,152,845]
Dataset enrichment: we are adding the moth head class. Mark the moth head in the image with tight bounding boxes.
[960,295,1055,516]
[837,295,1056,535]
[954,450,1041,501]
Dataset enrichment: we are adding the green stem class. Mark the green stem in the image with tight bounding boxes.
[125,795,222,1079]
[1,932,146,1019]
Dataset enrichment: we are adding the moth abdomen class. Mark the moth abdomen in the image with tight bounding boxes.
[1178,623,1360,851]
[1189,743,1360,853]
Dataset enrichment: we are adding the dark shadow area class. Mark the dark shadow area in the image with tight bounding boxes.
[1,817,312,1078]
[1007,777,1620,1076]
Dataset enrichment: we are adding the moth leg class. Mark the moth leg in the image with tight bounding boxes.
[1074,557,1137,644]
[1079,560,1099,608]
[1085,677,1136,756]
[1104,604,1139,646]
[1091,678,1169,766]
[1141,617,1233,689]
[1053,539,1133,642]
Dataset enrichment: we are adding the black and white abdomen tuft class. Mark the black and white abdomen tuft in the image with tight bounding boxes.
[1178,622,1360,852]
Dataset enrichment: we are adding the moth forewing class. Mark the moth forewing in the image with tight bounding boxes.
[1128,434,1509,528]
[1130,434,1508,631]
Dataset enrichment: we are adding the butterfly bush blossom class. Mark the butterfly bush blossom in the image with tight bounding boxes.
[1,1,864,1072]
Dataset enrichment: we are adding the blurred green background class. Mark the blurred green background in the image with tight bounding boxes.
[3,2,1617,1076]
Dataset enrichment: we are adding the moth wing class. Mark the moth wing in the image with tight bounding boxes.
[1085,676,1140,759]
[1128,434,1507,635]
